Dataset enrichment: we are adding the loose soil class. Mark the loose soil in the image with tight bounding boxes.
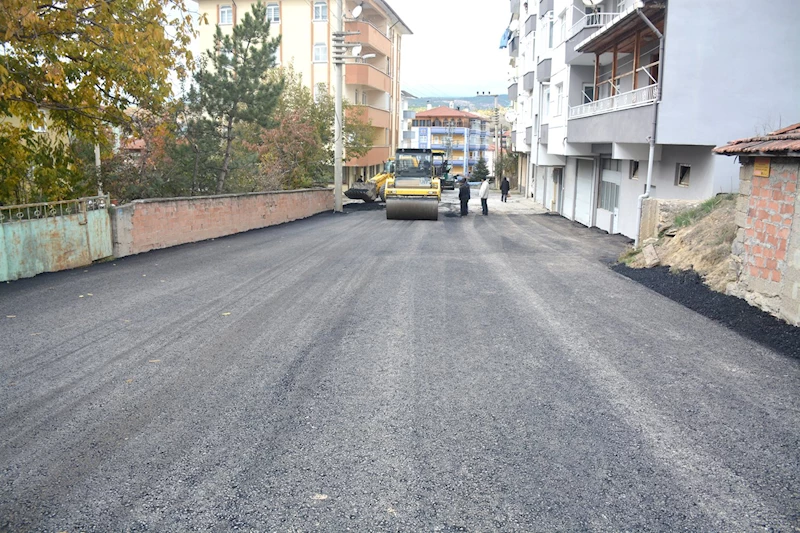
[612,265,800,359]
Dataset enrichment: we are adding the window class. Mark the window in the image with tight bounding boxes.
[675,164,691,187]
[599,181,620,211]
[630,160,639,180]
[313,43,327,63]
[582,84,594,104]
[354,89,359,104]
[362,91,367,105]
[543,86,550,117]
[266,3,279,23]
[219,4,233,25]
[314,84,324,102]
[617,0,627,12]
[273,44,281,66]
[548,15,554,48]
[558,11,566,43]
[313,1,327,21]
[555,83,563,115]
[602,158,621,172]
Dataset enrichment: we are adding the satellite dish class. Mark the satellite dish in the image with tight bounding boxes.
[352,5,363,18]
[351,44,362,56]
[505,110,517,122]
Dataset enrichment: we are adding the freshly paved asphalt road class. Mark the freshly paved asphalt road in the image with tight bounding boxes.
[1,190,798,531]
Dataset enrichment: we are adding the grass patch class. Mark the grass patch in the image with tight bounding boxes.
[618,246,641,265]
[673,194,736,228]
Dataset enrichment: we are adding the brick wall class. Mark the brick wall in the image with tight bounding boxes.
[729,158,800,325]
[111,189,333,258]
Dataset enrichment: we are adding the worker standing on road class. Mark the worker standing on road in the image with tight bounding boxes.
[459,177,470,216]
[479,177,490,215]
[501,177,510,202]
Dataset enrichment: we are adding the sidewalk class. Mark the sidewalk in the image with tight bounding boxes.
[441,188,547,215]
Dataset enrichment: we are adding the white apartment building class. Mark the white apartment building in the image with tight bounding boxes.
[504,0,800,240]
[193,0,411,186]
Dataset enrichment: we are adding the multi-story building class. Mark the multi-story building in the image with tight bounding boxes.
[408,106,491,177]
[504,0,800,240]
[193,0,411,186]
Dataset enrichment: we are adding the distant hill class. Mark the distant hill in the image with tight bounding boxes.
[407,95,510,112]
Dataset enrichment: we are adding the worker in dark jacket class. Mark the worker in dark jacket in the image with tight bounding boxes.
[500,177,510,202]
[459,177,471,216]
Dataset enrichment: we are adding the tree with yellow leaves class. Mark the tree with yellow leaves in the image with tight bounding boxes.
[0,0,197,204]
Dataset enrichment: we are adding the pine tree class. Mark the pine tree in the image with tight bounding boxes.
[472,157,489,181]
[189,2,283,194]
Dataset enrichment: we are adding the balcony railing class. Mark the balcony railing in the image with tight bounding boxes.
[568,84,658,119]
[567,11,621,40]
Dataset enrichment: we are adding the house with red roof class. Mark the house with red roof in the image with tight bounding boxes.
[408,106,491,177]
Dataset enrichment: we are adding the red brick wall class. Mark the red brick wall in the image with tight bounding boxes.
[112,189,333,257]
[743,168,797,283]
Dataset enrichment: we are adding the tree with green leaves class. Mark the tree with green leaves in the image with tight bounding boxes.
[472,157,489,181]
[0,0,197,204]
[188,1,283,194]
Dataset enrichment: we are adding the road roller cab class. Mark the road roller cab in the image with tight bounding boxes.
[385,149,441,220]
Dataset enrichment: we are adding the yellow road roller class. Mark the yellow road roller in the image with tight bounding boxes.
[385,148,441,220]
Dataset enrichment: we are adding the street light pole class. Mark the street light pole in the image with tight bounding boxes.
[333,0,344,213]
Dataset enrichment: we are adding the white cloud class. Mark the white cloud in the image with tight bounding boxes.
[392,0,511,97]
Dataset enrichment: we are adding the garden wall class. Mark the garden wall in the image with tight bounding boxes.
[111,189,333,258]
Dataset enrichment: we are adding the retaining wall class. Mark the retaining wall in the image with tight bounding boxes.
[728,158,800,325]
[110,189,333,258]
[639,197,703,242]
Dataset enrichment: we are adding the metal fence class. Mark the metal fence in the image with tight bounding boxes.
[0,195,108,224]
[568,84,658,120]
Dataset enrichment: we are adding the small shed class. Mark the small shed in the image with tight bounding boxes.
[714,123,800,325]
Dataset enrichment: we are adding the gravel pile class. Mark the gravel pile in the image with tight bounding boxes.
[612,265,800,359]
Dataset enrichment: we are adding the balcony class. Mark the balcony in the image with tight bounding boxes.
[536,58,551,82]
[508,35,519,58]
[402,130,415,140]
[346,105,390,129]
[508,82,518,101]
[403,110,416,120]
[568,84,657,120]
[567,12,621,42]
[525,126,532,145]
[347,145,390,167]
[539,0,553,17]
[345,20,390,58]
[345,63,391,93]
[523,71,535,92]
[539,124,549,145]
[525,14,536,36]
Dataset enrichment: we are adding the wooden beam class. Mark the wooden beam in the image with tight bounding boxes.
[594,53,600,100]
[633,30,641,90]
[611,44,618,96]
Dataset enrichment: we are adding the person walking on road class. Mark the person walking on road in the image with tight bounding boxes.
[500,177,510,202]
[459,177,470,216]
[479,177,490,215]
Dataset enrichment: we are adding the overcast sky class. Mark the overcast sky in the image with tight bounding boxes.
[391,0,510,98]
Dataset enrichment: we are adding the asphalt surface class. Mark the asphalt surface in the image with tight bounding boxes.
[1,190,798,531]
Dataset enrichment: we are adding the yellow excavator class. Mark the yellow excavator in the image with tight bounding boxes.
[385,148,441,220]
[345,158,394,203]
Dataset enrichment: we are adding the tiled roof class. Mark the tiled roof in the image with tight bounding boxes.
[416,106,485,120]
[714,123,800,156]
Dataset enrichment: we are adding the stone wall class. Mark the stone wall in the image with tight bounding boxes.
[111,189,333,258]
[728,158,800,325]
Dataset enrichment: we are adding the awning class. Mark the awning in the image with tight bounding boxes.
[575,1,665,55]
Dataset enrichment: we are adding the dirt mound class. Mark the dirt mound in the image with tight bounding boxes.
[626,195,738,292]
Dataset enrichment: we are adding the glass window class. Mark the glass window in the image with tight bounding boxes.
[273,44,280,66]
[599,181,620,211]
[543,86,550,117]
[601,158,621,172]
[313,43,327,63]
[548,15,554,48]
[314,1,327,21]
[582,84,594,103]
[266,3,279,23]
[220,5,233,24]
[675,164,691,186]
[630,160,639,180]
[555,83,563,115]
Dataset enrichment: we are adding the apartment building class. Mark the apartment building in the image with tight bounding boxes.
[193,0,411,186]
[505,0,800,240]
[408,107,491,177]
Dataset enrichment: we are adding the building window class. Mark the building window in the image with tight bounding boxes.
[555,83,563,115]
[273,44,281,65]
[617,0,627,12]
[630,160,639,180]
[582,84,594,103]
[548,14,554,48]
[675,164,691,187]
[313,1,327,21]
[314,84,324,102]
[543,86,550,117]
[313,43,327,63]
[558,10,566,43]
[266,3,279,23]
[219,4,233,25]
[599,181,620,211]
[362,91,367,105]
[602,158,621,172]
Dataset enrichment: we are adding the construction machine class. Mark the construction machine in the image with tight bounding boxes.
[344,158,394,203]
[385,148,441,220]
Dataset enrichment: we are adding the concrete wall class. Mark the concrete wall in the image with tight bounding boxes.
[567,105,653,144]
[728,158,800,325]
[638,197,703,243]
[110,189,333,258]
[1,206,113,282]
[657,0,800,147]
